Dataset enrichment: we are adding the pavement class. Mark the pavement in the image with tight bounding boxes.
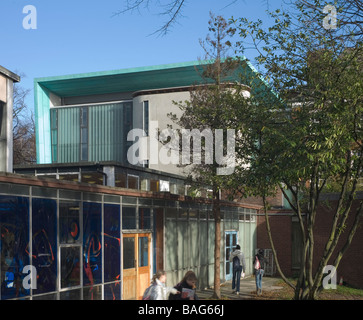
[196,276,283,300]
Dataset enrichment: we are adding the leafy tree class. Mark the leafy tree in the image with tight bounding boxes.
[168,13,245,298]
[231,0,363,299]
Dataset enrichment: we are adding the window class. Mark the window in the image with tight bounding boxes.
[138,237,149,267]
[58,200,85,288]
[122,206,136,229]
[143,101,149,136]
[127,174,139,189]
[61,247,81,288]
[160,180,170,192]
[59,201,81,244]
[139,208,151,229]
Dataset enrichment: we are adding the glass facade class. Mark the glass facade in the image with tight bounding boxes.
[0,181,256,300]
[0,195,30,300]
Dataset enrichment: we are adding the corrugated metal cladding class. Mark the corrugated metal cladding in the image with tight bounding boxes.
[52,102,130,163]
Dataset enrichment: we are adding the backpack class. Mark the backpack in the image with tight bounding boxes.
[142,283,156,300]
[233,255,241,270]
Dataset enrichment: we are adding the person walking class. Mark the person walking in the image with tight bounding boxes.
[254,249,266,296]
[229,244,246,295]
[142,270,179,300]
[169,270,199,300]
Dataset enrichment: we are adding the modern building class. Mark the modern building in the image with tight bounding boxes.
[0,66,20,173]
[4,59,362,300]
[5,60,273,300]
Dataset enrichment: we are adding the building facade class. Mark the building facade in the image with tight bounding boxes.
[0,66,20,173]
[1,60,268,299]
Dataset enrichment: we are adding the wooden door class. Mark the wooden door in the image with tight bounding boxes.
[122,233,151,300]
[137,234,151,300]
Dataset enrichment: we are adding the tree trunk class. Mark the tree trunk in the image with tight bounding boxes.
[212,187,221,299]
[262,195,296,291]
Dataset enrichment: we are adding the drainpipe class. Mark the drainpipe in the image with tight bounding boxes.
[96,164,108,186]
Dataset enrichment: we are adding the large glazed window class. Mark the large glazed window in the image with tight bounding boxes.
[0,196,29,300]
[104,204,120,283]
[32,198,57,294]
[83,202,102,286]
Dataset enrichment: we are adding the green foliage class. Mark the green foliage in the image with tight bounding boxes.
[230,0,363,300]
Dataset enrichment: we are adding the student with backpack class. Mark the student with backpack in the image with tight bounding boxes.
[142,270,180,300]
[253,249,266,296]
[229,244,246,295]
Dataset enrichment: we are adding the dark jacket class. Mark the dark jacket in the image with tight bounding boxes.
[254,253,266,270]
[169,280,199,300]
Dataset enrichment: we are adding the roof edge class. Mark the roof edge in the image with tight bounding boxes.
[0,65,20,82]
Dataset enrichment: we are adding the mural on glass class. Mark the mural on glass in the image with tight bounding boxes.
[0,196,29,300]
[60,201,81,289]
[83,202,102,289]
[31,198,57,294]
[104,204,120,283]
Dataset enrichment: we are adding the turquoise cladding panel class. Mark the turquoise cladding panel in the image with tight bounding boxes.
[34,83,52,164]
[54,103,124,163]
[88,103,123,162]
[58,107,80,163]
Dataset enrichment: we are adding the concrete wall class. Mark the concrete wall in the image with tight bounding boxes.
[133,90,192,177]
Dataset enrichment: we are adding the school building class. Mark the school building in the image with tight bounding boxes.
[2,60,362,300]
[2,60,269,300]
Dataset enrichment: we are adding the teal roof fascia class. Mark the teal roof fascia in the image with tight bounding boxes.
[33,59,259,98]
[34,82,52,164]
[34,60,207,83]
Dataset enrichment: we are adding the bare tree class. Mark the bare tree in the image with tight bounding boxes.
[113,0,186,35]
[113,0,266,35]
[13,79,36,165]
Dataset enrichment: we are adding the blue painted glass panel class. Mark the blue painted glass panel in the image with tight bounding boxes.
[61,246,80,288]
[32,198,57,294]
[104,204,120,282]
[83,202,102,286]
[0,195,29,300]
[104,282,121,300]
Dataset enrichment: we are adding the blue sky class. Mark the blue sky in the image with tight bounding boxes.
[1,0,284,111]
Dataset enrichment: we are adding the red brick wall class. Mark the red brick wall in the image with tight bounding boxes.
[256,212,293,277]
[223,188,284,208]
[256,199,363,288]
[313,199,363,288]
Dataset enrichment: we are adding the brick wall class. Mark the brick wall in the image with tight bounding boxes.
[256,212,294,277]
[313,199,363,288]
[256,198,363,288]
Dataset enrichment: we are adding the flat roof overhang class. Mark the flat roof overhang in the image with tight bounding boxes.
[34,60,247,98]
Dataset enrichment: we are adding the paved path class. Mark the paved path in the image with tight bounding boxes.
[196,276,283,300]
